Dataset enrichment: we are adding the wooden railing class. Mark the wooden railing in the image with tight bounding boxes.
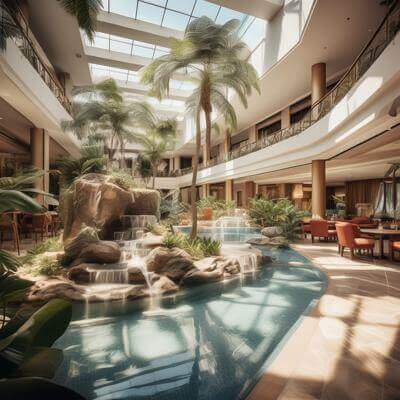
[1,0,72,113]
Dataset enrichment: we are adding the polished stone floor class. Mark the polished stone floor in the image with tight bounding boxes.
[249,239,400,400]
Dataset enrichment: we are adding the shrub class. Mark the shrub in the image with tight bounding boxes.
[249,198,304,241]
[26,255,62,277]
[197,197,235,219]
[163,233,221,258]
[20,236,63,265]
[109,169,136,190]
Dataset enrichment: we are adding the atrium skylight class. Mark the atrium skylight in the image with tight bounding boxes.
[84,32,170,59]
[100,0,249,32]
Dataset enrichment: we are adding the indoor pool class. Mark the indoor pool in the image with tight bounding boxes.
[175,226,263,243]
[53,246,326,400]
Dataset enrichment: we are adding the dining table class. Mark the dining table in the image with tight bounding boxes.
[361,228,400,259]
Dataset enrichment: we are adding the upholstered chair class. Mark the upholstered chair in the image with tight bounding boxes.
[310,220,337,243]
[336,222,375,259]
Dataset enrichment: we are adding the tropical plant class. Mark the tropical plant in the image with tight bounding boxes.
[1,0,101,52]
[160,189,186,224]
[134,154,152,185]
[56,137,107,186]
[109,168,136,190]
[163,233,221,258]
[197,196,235,218]
[141,16,259,237]
[249,198,304,240]
[63,79,156,167]
[0,182,76,397]
[136,119,177,188]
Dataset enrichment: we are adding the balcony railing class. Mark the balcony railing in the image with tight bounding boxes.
[158,1,400,178]
[1,0,72,113]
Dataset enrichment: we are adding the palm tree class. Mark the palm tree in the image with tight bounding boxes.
[63,79,155,168]
[136,119,177,188]
[1,0,101,51]
[141,16,259,238]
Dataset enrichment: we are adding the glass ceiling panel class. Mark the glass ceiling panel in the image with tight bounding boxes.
[192,0,219,19]
[136,1,164,24]
[162,10,190,31]
[109,0,137,17]
[166,0,196,14]
[105,0,254,32]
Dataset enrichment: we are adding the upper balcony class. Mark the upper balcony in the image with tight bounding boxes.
[149,2,400,189]
[0,0,79,156]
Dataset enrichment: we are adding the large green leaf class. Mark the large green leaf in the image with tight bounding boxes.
[0,275,32,307]
[0,250,21,274]
[0,299,72,374]
[0,190,44,213]
[0,377,85,400]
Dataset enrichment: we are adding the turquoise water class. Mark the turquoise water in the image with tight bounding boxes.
[176,226,262,243]
[53,246,326,400]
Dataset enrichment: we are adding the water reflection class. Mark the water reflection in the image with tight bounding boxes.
[54,247,326,400]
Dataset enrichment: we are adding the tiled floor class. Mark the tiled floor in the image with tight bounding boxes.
[249,239,400,400]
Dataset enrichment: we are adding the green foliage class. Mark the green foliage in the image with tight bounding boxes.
[20,237,63,265]
[109,169,136,190]
[160,190,186,224]
[163,233,221,258]
[197,197,235,219]
[56,0,102,41]
[24,256,62,278]
[249,198,304,241]
[56,139,107,186]
[0,299,72,378]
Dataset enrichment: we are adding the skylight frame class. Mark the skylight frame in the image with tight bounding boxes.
[104,0,249,33]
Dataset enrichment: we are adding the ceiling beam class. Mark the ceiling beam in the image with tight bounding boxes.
[207,0,283,20]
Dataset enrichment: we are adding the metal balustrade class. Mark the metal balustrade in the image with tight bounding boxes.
[156,1,400,178]
[1,0,72,113]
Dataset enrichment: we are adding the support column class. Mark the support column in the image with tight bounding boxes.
[312,160,326,219]
[281,106,291,129]
[225,179,233,202]
[244,181,256,208]
[248,125,257,143]
[311,63,326,105]
[169,158,174,172]
[30,128,49,205]
[202,184,209,198]
[173,156,180,171]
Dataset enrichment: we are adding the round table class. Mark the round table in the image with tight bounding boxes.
[361,228,400,259]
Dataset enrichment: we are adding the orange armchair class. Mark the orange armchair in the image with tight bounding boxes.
[336,222,375,259]
[389,241,400,261]
[310,220,337,243]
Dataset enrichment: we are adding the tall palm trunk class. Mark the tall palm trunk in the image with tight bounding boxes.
[151,163,157,189]
[120,141,126,169]
[205,110,211,166]
[190,107,202,239]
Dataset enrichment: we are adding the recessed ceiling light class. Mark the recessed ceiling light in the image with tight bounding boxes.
[346,17,351,21]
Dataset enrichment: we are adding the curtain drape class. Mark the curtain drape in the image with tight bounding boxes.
[345,179,381,215]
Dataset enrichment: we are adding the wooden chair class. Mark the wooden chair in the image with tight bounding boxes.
[0,212,20,254]
[32,213,52,243]
[336,222,375,259]
[310,220,337,243]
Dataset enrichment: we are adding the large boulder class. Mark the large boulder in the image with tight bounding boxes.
[146,247,194,279]
[61,173,160,241]
[63,228,121,265]
[182,268,224,286]
[261,226,283,238]
[151,276,179,294]
[79,241,121,264]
